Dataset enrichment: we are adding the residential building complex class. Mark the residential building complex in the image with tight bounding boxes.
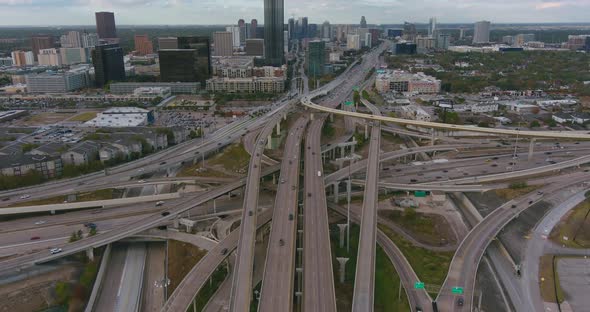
[375,70,441,94]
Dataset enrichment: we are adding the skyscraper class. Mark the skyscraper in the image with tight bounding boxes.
[226,26,241,48]
[60,31,82,48]
[158,37,178,50]
[428,17,438,37]
[264,0,284,66]
[307,40,325,78]
[473,21,491,44]
[301,17,309,38]
[250,19,258,39]
[322,21,331,39]
[246,39,264,56]
[31,35,55,61]
[403,22,417,41]
[360,16,367,28]
[95,12,117,39]
[288,18,295,40]
[92,44,125,87]
[134,35,154,55]
[213,32,233,56]
[159,36,211,85]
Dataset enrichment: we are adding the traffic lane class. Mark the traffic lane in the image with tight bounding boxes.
[303,118,337,312]
[258,117,307,312]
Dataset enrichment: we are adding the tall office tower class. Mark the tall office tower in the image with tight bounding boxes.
[158,37,178,50]
[403,22,417,41]
[81,32,99,48]
[357,28,369,47]
[360,16,367,28]
[364,33,372,48]
[428,17,438,37]
[302,17,309,38]
[60,31,82,48]
[92,44,125,87]
[585,37,590,53]
[307,40,325,78]
[308,24,318,38]
[284,30,289,53]
[245,39,264,56]
[250,19,258,39]
[31,35,55,61]
[322,21,331,39]
[11,50,34,66]
[369,28,380,46]
[95,12,117,39]
[473,20,491,44]
[264,0,284,66]
[459,28,465,40]
[159,36,211,85]
[38,48,62,66]
[226,26,241,47]
[134,35,154,55]
[213,32,233,56]
[288,18,295,40]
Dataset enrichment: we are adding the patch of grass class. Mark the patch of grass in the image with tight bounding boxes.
[9,189,118,207]
[379,210,456,246]
[549,199,590,248]
[167,240,207,295]
[187,262,229,312]
[379,225,453,295]
[494,185,539,200]
[539,255,565,303]
[69,112,97,122]
[209,143,251,173]
[330,223,409,311]
[177,163,232,178]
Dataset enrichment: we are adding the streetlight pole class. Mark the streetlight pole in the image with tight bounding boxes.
[347,157,351,253]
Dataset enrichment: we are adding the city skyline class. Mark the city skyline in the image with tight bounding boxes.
[1,0,590,26]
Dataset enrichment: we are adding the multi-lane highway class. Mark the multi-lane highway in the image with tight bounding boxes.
[301,117,338,312]
[257,117,308,312]
[351,98,382,312]
[228,113,283,312]
[435,172,590,311]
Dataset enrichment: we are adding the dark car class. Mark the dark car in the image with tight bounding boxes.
[307,192,312,197]
[528,200,533,205]
[511,204,517,209]
[279,239,285,246]
[30,236,40,240]
[457,297,464,306]
[160,161,167,165]
[248,210,253,216]
[221,248,228,255]
[161,212,170,216]
[289,213,294,221]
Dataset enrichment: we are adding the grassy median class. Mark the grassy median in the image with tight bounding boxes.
[330,223,410,311]
[9,189,120,207]
[550,199,590,248]
[167,240,207,295]
[539,255,565,303]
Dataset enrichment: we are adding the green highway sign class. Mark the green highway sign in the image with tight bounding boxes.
[345,101,353,106]
[414,282,425,289]
[452,287,464,294]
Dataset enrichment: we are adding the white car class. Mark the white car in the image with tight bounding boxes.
[34,221,46,225]
[20,194,31,199]
[138,180,145,183]
[50,248,62,254]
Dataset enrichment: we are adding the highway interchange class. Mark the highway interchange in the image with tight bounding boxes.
[1,41,590,312]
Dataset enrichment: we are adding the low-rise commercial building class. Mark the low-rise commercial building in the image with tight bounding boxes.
[206,77,285,93]
[25,66,91,93]
[375,70,440,94]
[132,87,172,99]
[109,82,200,95]
[85,107,153,127]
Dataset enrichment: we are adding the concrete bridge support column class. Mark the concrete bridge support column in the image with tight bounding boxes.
[276,122,281,136]
[337,224,347,248]
[351,141,356,154]
[173,218,180,229]
[256,229,264,243]
[310,113,314,121]
[346,180,352,204]
[86,248,94,261]
[272,174,277,185]
[365,124,369,139]
[431,128,435,146]
[336,257,349,283]
[528,138,536,161]
[340,146,346,158]
[333,182,340,203]
[283,113,287,121]
[330,113,334,122]
[267,135,272,149]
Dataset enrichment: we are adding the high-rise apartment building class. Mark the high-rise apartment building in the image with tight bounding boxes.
[322,21,331,40]
[82,33,99,48]
[11,51,34,66]
[284,30,289,53]
[226,26,241,48]
[159,37,211,85]
[369,28,380,46]
[60,48,91,65]
[403,22,417,41]
[250,19,258,39]
[360,16,367,28]
[428,17,438,37]
[95,12,117,39]
[347,34,361,50]
[60,31,82,48]
[213,32,234,56]
[31,35,55,61]
[134,35,154,55]
[264,0,284,66]
[158,37,178,50]
[436,33,450,50]
[92,44,125,87]
[473,21,491,44]
[307,40,325,78]
[38,48,62,66]
[245,39,264,56]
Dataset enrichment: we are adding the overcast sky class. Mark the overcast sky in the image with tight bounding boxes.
[0,0,589,26]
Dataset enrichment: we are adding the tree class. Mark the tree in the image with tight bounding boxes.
[69,231,79,242]
[530,120,541,128]
[353,91,361,106]
[89,227,97,236]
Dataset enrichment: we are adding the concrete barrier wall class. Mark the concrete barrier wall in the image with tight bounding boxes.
[84,244,112,312]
